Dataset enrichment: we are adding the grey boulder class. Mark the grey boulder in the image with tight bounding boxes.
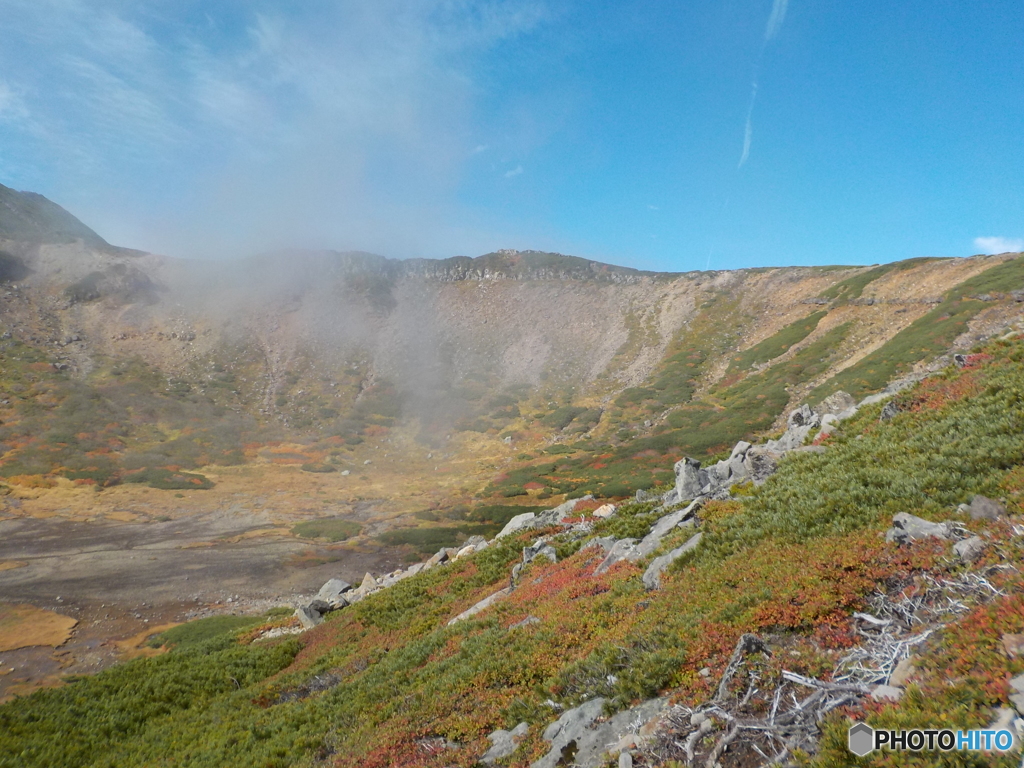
[885,512,953,545]
[954,536,986,563]
[316,578,352,606]
[532,697,666,768]
[818,390,856,416]
[447,587,511,626]
[594,539,639,575]
[481,722,529,764]
[631,500,700,560]
[969,495,1006,521]
[642,533,702,590]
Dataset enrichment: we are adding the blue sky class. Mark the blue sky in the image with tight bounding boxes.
[0,0,1021,271]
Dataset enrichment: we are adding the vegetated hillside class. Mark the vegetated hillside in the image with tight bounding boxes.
[0,183,108,247]
[1,186,1023,536]
[4,334,1024,767]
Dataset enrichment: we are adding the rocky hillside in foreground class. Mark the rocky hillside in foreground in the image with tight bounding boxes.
[4,335,1024,767]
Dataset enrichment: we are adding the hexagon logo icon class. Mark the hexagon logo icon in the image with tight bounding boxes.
[848,722,875,756]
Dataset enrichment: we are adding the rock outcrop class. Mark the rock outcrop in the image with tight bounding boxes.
[642,533,702,590]
[884,512,955,544]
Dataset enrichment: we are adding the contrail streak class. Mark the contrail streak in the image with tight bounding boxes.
[764,0,789,41]
[738,0,790,167]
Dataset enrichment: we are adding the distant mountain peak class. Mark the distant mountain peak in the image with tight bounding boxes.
[0,182,108,247]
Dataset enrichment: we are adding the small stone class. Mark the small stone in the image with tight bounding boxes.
[1007,671,1024,716]
[1003,634,1024,658]
[954,536,986,563]
[699,667,711,679]
[985,708,1020,751]
[618,752,633,768]
[888,655,917,688]
[480,722,528,764]
[870,685,904,702]
[970,495,1006,521]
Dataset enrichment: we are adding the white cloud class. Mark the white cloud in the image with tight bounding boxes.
[504,165,523,178]
[974,236,1024,255]
[0,80,29,123]
[738,115,752,168]
[764,0,790,41]
[0,0,551,258]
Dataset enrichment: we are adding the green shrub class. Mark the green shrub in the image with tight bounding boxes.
[291,518,362,542]
[122,467,214,490]
[148,615,267,649]
[300,462,336,473]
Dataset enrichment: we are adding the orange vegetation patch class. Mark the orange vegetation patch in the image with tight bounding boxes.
[0,561,27,572]
[112,623,180,659]
[0,603,78,652]
[571,498,602,513]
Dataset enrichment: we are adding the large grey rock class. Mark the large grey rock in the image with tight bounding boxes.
[642,533,702,590]
[532,697,666,768]
[885,512,953,545]
[497,498,592,539]
[632,500,700,560]
[674,457,708,500]
[594,539,639,575]
[954,536,986,563]
[970,495,1006,521]
[317,578,352,607]
[787,404,820,429]
[673,442,756,501]
[497,511,537,539]
[523,541,558,565]
[743,447,779,485]
[425,548,451,568]
[764,423,815,453]
[533,698,607,768]
[294,605,322,629]
[818,390,856,416]
[481,722,529,764]
[447,587,511,625]
[878,400,903,422]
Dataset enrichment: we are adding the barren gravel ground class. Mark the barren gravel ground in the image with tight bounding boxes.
[0,507,403,702]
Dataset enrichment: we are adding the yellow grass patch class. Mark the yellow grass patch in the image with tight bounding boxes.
[0,561,27,571]
[0,603,78,652]
[105,510,140,523]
